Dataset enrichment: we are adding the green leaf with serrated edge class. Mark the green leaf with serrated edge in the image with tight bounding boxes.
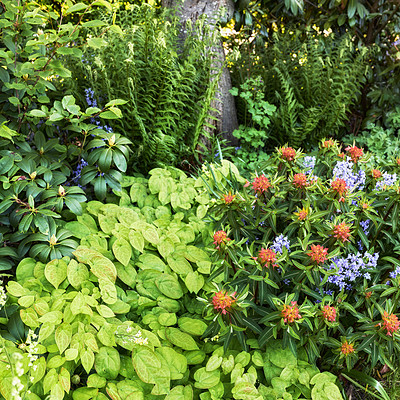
[155,274,183,299]
[129,230,144,253]
[165,385,193,400]
[65,348,79,361]
[39,322,55,342]
[95,346,120,380]
[55,323,72,354]
[50,382,64,400]
[20,308,40,328]
[74,247,117,283]
[59,367,71,393]
[156,347,187,380]
[167,254,193,276]
[206,354,223,372]
[81,349,95,374]
[45,259,68,289]
[194,367,220,389]
[185,271,204,293]
[143,226,160,245]
[132,347,161,384]
[43,369,58,394]
[99,279,117,304]
[6,281,28,297]
[178,317,207,336]
[112,238,132,266]
[166,327,199,350]
[67,259,89,290]
[30,356,46,384]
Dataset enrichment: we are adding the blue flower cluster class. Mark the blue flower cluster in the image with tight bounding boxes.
[375,172,397,190]
[271,234,290,254]
[85,88,97,107]
[359,219,370,235]
[332,160,366,191]
[302,156,316,175]
[84,88,113,133]
[326,251,379,290]
[71,158,88,187]
[390,266,400,279]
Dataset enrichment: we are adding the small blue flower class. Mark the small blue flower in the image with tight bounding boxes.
[389,266,400,279]
[375,172,397,190]
[332,160,366,191]
[270,234,290,254]
[302,156,316,175]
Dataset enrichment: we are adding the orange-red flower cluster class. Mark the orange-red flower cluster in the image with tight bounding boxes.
[213,230,231,250]
[331,178,348,197]
[372,169,382,179]
[257,248,278,268]
[382,311,400,336]
[322,139,334,148]
[397,158,400,166]
[333,222,351,242]
[281,147,296,161]
[293,173,308,189]
[252,174,271,195]
[341,340,355,356]
[307,244,328,265]
[345,145,363,163]
[212,290,236,315]
[223,192,235,204]
[295,207,308,221]
[322,305,337,322]
[281,301,301,324]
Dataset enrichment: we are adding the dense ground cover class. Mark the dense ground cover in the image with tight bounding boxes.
[1,0,400,399]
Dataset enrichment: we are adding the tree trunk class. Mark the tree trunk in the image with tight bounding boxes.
[162,0,238,145]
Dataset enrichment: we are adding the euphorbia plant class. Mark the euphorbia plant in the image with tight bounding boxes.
[201,140,400,374]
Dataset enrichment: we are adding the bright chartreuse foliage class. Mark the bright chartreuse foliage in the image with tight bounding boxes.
[0,162,345,399]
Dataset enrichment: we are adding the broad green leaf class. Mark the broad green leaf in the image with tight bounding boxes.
[165,386,193,400]
[6,281,28,297]
[205,354,223,372]
[65,3,87,14]
[95,346,120,380]
[74,247,117,283]
[39,322,55,342]
[59,367,71,393]
[185,271,204,294]
[155,274,183,299]
[158,313,177,326]
[112,238,132,266]
[129,230,144,253]
[156,347,187,380]
[20,308,40,328]
[81,349,95,374]
[194,367,220,389]
[167,254,193,276]
[50,382,64,400]
[178,317,207,336]
[99,279,117,304]
[55,323,72,354]
[67,260,89,289]
[45,259,68,289]
[87,373,107,388]
[165,328,199,350]
[115,262,137,287]
[132,347,161,384]
[143,226,160,245]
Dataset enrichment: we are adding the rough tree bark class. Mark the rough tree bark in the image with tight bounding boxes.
[162,0,238,144]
